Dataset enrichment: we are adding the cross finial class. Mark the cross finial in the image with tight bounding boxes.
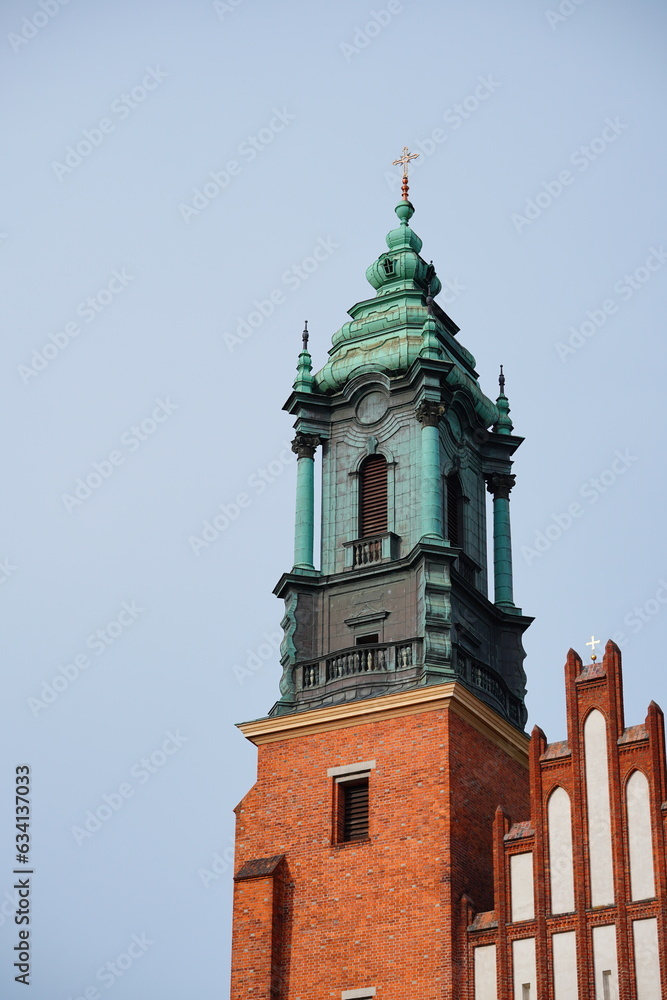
[302,320,309,352]
[499,364,505,395]
[392,145,419,200]
[586,635,601,662]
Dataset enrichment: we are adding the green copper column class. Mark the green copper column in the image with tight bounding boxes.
[416,400,444,539]
[486,473,516,607]
[291,433,320,570]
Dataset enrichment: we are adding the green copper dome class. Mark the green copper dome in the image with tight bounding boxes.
[308,198,500,429]
[365,200,442,297]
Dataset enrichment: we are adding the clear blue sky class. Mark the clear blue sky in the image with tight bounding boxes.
[2,0,666,996]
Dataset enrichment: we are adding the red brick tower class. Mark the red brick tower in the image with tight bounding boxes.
[230,177,534,999]
[230,177,667,997]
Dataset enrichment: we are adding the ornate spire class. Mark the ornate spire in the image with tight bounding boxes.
[392,145,419,201]
[293,321,314,392]
[494,364,514,435]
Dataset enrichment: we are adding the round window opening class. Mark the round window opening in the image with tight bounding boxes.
[356,391,389,425]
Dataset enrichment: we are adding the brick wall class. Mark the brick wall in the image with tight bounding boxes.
[466,640,667,999]
[230,685,529,1000]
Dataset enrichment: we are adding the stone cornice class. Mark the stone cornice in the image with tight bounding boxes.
[238,681,530,766]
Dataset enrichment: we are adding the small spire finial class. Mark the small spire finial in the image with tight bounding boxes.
[392,145,419,201]
[499,364,505,395]
[586,635,601,662]
[302,320,309,352]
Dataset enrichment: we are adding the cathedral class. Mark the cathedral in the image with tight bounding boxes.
[228,153,666,999]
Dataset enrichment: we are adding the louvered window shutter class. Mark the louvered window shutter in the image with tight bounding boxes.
[341,779,369,841]
[359,456,388,537]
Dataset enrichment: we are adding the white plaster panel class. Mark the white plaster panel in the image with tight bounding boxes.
[633,918,661,1000]
[548,786,575,913]
[584,710,614,906]
[626,771,655,901]
[510,852,535,922]
[512,937,536,1000]
[592,924,618,1000]
[552,931,578,1000]
[474,944,497,1000]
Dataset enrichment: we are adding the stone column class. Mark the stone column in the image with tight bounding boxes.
[485,473,516,608]
[415,400,445,540]
[291,433,320,570]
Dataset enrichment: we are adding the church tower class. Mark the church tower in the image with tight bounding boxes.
[230,162,534,999]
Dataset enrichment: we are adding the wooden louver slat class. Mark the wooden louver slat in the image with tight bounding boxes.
[360,455,388,537]
[342,780,369,841]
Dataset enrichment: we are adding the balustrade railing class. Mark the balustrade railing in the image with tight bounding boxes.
[352,537,383,566]
[343,532,400,569]
[299,638,421,691]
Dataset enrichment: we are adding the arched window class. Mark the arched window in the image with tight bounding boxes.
[446,474,463,548]
[359,455,387,537]
[547,787,575,913]
[626,770,655,900]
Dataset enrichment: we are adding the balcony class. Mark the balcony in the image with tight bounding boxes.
[299,638,422,692]
[343,532,400,569]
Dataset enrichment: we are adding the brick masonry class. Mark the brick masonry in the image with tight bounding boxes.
[465,640,667,998]
[230,685,529,1000]
[230,641,667,998]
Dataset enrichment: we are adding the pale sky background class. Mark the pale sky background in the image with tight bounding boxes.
[2,1,667,996]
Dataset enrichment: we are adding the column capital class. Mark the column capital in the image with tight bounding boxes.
[485,473,516,500]
[415,400,444,427]
[291,432,321,460]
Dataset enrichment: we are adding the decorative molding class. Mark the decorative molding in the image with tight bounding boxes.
[415,399,445,427]
[344,607,390,629]
[485,473,516,500]
[238,680,530,765]
[327,759,376,778]
[291,432,321,460]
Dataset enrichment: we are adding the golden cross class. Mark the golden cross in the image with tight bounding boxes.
[586,635,601,661]
[392,145,420,176]
[392,146,419,201]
